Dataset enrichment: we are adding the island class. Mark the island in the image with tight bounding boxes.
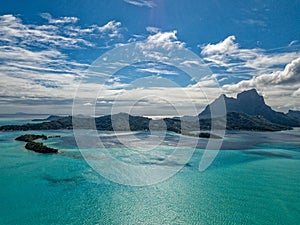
[32,115,64,122]
[1,89,300,135]
[15,134,48,142]
[15,134,58,154]
[181,132,223,139]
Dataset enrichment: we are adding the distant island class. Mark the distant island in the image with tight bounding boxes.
[31,115,64,122]
[1,89,300,134]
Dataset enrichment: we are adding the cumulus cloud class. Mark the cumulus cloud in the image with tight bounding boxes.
[201,35,299,75]
[136,31,185,61]
[223,57,300,91]
[201,36,238,55]
[97,20,122,38]
[150,31,183,48]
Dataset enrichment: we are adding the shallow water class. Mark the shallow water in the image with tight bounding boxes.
[0,118,300,224]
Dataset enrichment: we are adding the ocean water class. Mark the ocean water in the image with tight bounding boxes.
[1,117,300,224]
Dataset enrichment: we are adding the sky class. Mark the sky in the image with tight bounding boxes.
[0,0,299,116]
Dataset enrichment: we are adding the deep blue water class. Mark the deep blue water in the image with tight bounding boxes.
[0,117,300,224]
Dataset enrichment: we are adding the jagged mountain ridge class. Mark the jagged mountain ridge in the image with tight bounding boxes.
[1,89,299,132]
[200,89,300,127]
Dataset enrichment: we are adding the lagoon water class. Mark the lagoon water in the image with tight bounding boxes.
[1,117,300,224]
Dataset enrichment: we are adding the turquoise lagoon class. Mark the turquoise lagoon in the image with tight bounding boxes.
[1,117,300,224]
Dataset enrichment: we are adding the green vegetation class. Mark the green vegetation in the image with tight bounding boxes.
[25,142,58,154]
[15,134,47,142]
[15,134,58,154]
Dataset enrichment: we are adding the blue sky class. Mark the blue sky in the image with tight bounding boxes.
[0,0,299,115]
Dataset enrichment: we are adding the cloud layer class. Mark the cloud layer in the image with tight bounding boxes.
[1,14,299,114]
[223,57,300,89]
[0,14,216,116]
[0,14,126,113]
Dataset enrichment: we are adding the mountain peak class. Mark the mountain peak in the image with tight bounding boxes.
[236,89,265,111]
[239,88,258,95]
[199,89,300,127]
[237,89,262,101]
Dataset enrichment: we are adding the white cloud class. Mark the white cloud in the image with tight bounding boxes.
[201,36,238,55]
[124,0,156,8]
[180,60,202,67]
[146,26,160,33]
[97,20,122,38]
[136,67,179,75]
[223,57,300,90]
[0,14,92,48]
[40,13,79,24]
[0,13,129,113]
[243,52,298,71]
[0,14,125,49]
[135,31,185,62]
[145,31,183,50]
[201,35,300,76]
